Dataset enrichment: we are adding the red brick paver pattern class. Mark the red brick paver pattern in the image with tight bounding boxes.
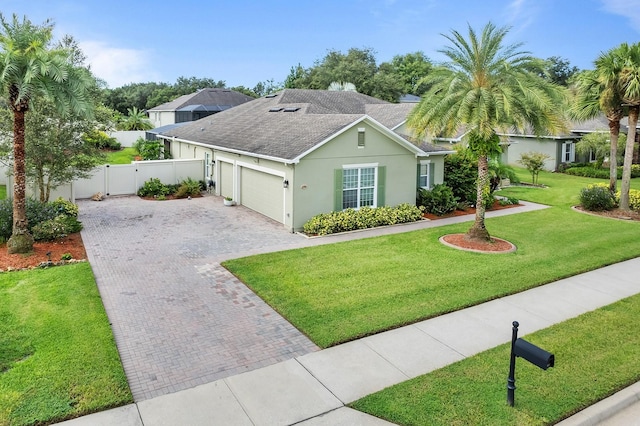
[79,195,318,401]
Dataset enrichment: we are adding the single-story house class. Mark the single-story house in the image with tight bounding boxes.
[430,114,636,171]
[159,89,453,232]
[147,88,254,128]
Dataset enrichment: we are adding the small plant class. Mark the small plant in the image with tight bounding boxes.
[175,177,202,198]
[60,253,73,261]
[518,152,551,185]
[499,197,519,206]
[417,184,458,216]
[580,183,616,211]
[225,196,233,201]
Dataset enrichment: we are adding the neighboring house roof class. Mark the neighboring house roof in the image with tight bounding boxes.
[570,115,610,134]
[146,122,190,135]
[160,89,449,162]
[399,94,421,103]
[147,88,254,113]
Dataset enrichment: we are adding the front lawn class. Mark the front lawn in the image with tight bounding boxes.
[0,185,5,200]
[223,171,640,348]
[352,294,640,425]
[0,263,132,425]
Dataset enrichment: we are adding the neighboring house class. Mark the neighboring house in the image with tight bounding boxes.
[159,89,452,232]
[429,114,628,171]
[147,88,254,128]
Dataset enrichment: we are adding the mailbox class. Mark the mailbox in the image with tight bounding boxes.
[507,321,555,407]
[514,338,554,370]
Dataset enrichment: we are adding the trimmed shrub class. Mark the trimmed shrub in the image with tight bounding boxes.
[615,188,640,211]
[417,184,458,216]
[444,150,477,203]
[51,197,79,217]
[564,164,640,179]
[31,215,83,241]
[137,178,171,197]
[303,203,423,236]
[580,183,616,211]
[0,199,82,241]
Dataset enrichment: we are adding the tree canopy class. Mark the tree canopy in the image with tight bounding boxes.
[283,47,433,102]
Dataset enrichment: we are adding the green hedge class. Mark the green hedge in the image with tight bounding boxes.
[303,204,423,236]
[564,164,640,179]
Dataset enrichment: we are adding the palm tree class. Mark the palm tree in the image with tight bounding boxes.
[570,49,626,193]
[0,14,94,253]
[408,22,566,242]
[618,42,640,211]
[119,106,153,130]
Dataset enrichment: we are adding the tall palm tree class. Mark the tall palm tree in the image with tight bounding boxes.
[0,14,94,253]
[618,42,640,211]
[408,22,566,242]
[570,49,626,193]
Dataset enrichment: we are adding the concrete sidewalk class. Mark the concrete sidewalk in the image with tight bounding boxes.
[57,256,640,426]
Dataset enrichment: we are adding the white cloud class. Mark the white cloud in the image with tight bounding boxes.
[600,0,640,32]
[504,0,537,32]
[79,41,161,88]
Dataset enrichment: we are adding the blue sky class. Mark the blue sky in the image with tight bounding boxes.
[4,0,640,89]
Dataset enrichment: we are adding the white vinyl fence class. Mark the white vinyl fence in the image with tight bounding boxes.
[7,159,205,202]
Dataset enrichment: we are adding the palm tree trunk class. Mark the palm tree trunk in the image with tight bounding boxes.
[608,118,620,193]
[466,154,491,241]
[620,106,639,210]
[7,107,35,254]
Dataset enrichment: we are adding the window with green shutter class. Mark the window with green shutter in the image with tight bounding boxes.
[336,165,379,210]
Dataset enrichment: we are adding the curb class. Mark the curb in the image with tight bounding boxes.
[556,381,640,425]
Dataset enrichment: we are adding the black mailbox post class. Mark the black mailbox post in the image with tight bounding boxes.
[507,321,555,407]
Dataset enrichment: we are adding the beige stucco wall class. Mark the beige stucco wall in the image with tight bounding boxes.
[149,111,176,128]
[505,137,559,171]
[291,123,425,231]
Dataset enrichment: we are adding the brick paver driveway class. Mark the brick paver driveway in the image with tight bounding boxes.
[79,194,318,401]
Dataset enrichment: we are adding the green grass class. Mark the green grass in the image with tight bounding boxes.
[224,172,640,348]
[352,294,640,425]
[0,185,5,200]
[103,147,138,164]
[0,263,132,425]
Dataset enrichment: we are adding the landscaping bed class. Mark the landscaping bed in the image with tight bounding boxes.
[0,233,87,271]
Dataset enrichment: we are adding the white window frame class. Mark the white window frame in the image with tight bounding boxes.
[419,160,432,190]
[562,142,575,163]
[342,163,378,210]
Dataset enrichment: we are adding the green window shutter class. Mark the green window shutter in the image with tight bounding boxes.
[429,162,435,188]
[377,166,386,206]
[334,168,343,211]
[416,164,421,188]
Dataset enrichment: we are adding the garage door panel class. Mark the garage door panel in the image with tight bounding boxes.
[220,162,233,198]
[241,168,283,223]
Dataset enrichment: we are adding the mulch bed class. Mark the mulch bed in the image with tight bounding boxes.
[0,233,87,271]
[440,234,516,253]
[423,201,520,221]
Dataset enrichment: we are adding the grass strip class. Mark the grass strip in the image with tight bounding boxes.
[103,147,138,164]
[351,294,640,425]
[0,263,132,425]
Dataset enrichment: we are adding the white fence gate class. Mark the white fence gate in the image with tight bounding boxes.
[7,159,205,202]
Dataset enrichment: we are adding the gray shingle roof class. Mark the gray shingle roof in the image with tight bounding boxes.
[161,89,434,161]
[148,88,254,112]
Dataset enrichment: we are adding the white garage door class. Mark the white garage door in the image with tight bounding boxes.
[240,167,284,223]
[219,161,234,198]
